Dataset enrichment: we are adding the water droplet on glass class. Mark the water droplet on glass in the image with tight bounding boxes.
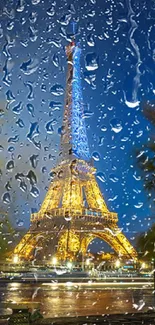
[16,0,25,12]
[27,103,35,117]
[50,84,64,96]
[17,219,24,227]
[12,101,23,114]
[109,174,119,183]
[92,152,100,161]
[85,53,98,71]
[46,7,55,16]
[87,33,95,47]
[6,160,14,172]
[52,53,59,67]
[27,170,37,185]
[8,135,19,143]
[27,122,41,149]
[25,81,34,100]
[5,89,15,102]
[32,0,40,5]
[101,125,107,132]
[134,202,143,209]
[49,101,62,111]
[2,192,11,204]
[30,186,39,197]
[58,13,71,25]
[16,118,25,128]
[96,172,106,182]
[45,120,54,134]
[110,118,123,133]
[30,154,39,168]
[20,180,27,192]
[20,58,39,75]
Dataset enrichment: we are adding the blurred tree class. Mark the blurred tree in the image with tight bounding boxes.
[136,102,155,203]
[136,102,155,291]
[136,224,155,260]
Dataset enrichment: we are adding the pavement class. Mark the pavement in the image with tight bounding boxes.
[36,312,155,324]
[1,312,155,325]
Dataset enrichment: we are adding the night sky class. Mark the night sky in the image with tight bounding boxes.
[0,0,155,252]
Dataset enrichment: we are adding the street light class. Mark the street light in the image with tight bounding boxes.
[13,255,19,264]
[86,258,90,266]
[115,259,120,268]
[67,261,72,270]
[52,257,57,266]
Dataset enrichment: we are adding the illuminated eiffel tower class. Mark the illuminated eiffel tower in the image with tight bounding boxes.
[13,37,137,263]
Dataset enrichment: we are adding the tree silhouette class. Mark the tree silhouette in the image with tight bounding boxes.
[136,101,155,262]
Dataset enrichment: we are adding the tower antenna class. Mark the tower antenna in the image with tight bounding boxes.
[71,20,77,40]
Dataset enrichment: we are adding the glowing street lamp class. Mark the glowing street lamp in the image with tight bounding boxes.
[52,257,57,266]
[13,255,19,264]
[115,259,120,268]
[86,258,90,266]
[67,261,72,270]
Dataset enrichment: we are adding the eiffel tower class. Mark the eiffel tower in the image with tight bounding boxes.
[13,37,137,263]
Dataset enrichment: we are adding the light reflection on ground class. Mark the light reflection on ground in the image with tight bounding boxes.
[0,283,154,318]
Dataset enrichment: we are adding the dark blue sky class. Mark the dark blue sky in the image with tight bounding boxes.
[0,0,155,251]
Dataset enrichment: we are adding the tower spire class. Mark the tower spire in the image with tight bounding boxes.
[59,28,90,162]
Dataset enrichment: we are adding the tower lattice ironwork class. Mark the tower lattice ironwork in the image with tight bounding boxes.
[13,39,137,262]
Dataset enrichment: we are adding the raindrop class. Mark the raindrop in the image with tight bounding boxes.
[8,146,14,152]
[49,101,62,111]
[5,181,12,191]
[7,21,14,31]
[8,135,19,143]
[50,84,64,96]
[108,195,118,202]
[17,219,24,227]
[12,101,23,114]
[6,160,14,172]
[134,202,143,209]
[109,174,119,183]
[110,118,123,133]
[125,100,140,108]
[16,118,25,128]
[29,12,38,24]
[27,103,35,117]
[2,192,11,204]
[29,26,38,42]
[27,170,37,185]
[5,89,15,101]
[30,154,39,168]
[20,58,39,75]
[83,110,94,118]
[87,33,95,47]
[101,125,107,132]
[32,0,40,5]
[52,53,59,67]
[20,180,27,192]
[30,186,39,197]
[47,7,55,17]
[45,120,54,134]
[92,152,100,161]
[25,81,34,100]
[16,0,25,12]
[58,13,71,25]
[27,122,41,149]
[96,172,106,182]
[85,53,98,71]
